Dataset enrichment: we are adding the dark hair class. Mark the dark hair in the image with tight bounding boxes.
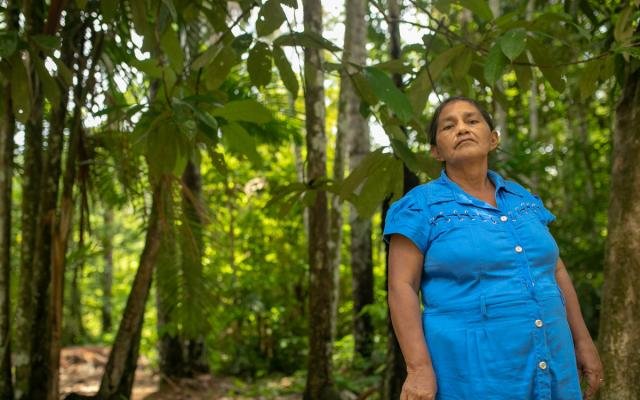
[428,96,495,145]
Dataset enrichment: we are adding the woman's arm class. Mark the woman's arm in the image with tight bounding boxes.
[555,258,603,399]
[388,234,437,400]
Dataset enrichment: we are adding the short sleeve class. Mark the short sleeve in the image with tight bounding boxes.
[383,190,430,253]
[532,194,556,226]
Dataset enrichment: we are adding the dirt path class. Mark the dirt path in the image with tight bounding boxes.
[59,346,302,399]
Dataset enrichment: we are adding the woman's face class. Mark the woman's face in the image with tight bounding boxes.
[430,100,498,165]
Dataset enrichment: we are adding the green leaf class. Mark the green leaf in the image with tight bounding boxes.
[406,67,433,115]
[191,45,221,70]
[130,0,149,36]
[579,59,602,101]
[247,41,273,87]
[363,67,414,123]
[75,0,88,9]
[231,33,253,54]
[10,56,31,123]
[390,138,422,175]
[35,57,60,105]
[457,0,494,23]
[31,34,61,51]
[160,27,184,71]
[146,116,178,177]
[451,46,473,79]
[273,32,341,52]
[132,58,163,78]
[340,148,387,199]
[484,43,508,84]
[204,46,237,90]
[256,0,286,37]
[273,46,299,98]
[212,100,273,124]
[351,72,379,106]
[614,5,635,44]
[371,59,412,74]
[514,63,532,92]
[221,122,262,166]
[528,38,565,92]
[352,155,398,218]
[100,0,118,22]
[499,29,527,61]
[430,45,466,80]
[0,31,19,58]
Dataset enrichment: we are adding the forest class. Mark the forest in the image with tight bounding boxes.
[0,0,638,399]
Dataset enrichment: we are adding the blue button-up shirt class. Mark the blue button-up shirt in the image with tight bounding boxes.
[384,169,581,399]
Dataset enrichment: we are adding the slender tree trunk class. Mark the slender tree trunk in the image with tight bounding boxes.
[302,0,337,398]
[101,210,114,334]
[382,2,421,398]
[0,37,16,400]
[598,60,640,400]
[14,3,45,397]
[338,0,373,362]
[489,0,507,155]
[86,180,167,400]
[181,159,209,374]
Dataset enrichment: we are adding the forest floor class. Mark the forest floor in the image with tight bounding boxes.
[59,346,302,399]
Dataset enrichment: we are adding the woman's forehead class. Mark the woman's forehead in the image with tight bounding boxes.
[439,100,480,119]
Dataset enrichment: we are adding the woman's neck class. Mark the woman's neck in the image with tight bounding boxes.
[444,162,495,204]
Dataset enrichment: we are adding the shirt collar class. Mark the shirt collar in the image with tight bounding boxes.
[435,169,523,207]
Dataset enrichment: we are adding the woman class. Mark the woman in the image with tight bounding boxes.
[384,97,603,400]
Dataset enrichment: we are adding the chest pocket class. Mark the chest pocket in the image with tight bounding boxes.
[511,202,559,268]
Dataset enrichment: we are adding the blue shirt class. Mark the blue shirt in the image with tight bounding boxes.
[384,170,581,399]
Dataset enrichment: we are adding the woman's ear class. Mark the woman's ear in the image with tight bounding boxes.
[430,145,443,161]
[490,130,500,150]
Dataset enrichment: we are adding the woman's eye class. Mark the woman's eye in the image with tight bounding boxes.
[442,125,453,130]
[469,120,479,124]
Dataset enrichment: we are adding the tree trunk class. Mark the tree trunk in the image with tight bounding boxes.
[302,0,337,398]
[382,1,422,398]
[489,0,508,156]
[14,3,45,397]
[339,0,374,362]
[88,181,167,400]
[180,159,209,374]
[0,39,16,400]
[101,210,114,334]
[598,60,640,400]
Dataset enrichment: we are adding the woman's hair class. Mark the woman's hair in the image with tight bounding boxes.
[427,96,495,145]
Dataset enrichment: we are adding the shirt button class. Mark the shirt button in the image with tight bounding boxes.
[538,361,548,370]
[535,319,544,328]
[515,245,523,253]
[500,215,508,222]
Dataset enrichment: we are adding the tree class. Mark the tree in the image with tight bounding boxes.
[302,0,338,398]
[598,27,640,400]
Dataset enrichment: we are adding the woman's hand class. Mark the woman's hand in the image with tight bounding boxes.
[401,365,437,400]
[575,339,603,399]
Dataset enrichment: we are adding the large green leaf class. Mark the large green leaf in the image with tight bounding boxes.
[221,122,262,166]
[579,59,603,101]
[212,100,273,124]
[191,45,221,70]
[528,38,565,92]
[247,41,273,87]
[32,34,61,52]
[0,31,19,58]
[161,27,184,71]
[351,72,379,106]
[429,45,465,80]
[10,56,30,123]
[273,46,299,98]
[363,67,413,123]
[406,67,433,115]
[100,0,118,21]
[451,47,473,80]
[256,0,286,37]
[146,115,178,177]
[204,46,237,90]
[390,138,423,175]
[484,43,508,84]
[457,0,494,23]
[273,32,341,52]
[340,148,388,199]
[499,29,527,61]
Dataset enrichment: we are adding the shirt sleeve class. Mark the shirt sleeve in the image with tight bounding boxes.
[383,190,430,253]
[532,194,556,226]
